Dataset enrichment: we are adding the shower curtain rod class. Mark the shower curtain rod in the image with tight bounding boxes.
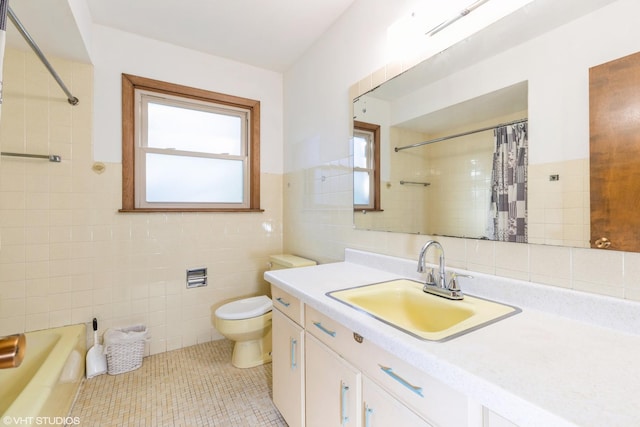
[394,117,528,152]
[7,6,79,105]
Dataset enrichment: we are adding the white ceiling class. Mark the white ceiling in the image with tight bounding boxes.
[6,0,357,72]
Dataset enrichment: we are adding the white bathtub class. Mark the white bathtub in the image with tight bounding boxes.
[0,324,86,422]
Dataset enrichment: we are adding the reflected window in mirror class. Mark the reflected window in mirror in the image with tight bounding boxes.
[353,121,381,211]
[349,0,628,249]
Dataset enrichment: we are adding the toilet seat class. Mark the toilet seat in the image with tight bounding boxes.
[215,295,272,320]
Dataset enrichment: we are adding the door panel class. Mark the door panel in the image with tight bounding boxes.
[305,334,361,427]
[590,51,640,252]
[272,309,305,427]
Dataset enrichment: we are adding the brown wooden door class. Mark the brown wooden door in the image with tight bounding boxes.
[590,51,640,252]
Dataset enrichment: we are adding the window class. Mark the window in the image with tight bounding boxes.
[353,121,381,211]
[121,74,261,212]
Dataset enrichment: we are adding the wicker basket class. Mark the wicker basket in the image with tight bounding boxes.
[104,325,147,375]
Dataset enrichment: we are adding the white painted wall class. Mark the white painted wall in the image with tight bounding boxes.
[67,0,94,61]
[91,25,284,174]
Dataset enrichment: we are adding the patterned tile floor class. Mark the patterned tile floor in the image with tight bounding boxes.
[70,340,287,427]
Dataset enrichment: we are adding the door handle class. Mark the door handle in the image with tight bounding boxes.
[313,321,336,337]
[379,365,424,397]
[595,237,611,249]
[341,382,350,425]
[275,297,290,307]
[364,404,374,427]
[290,338,297,369]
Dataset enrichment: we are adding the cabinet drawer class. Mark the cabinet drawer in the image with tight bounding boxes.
[358,339,468,427]
[305,306,364,361]
[271,285,304,325]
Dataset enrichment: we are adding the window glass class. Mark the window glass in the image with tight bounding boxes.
[146,100,243,155]
[353,134,369,169]
[354,170,370,206]
[145,154,244,203]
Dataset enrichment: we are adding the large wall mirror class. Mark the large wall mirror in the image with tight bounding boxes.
[353,0,634,250]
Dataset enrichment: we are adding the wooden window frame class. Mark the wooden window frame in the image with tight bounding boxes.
[353,121,381,212]
[121,73,262,212]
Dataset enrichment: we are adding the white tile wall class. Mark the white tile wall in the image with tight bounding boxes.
[528,159,590,248]
[0,49,283,354]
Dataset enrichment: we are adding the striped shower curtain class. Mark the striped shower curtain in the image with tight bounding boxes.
[0,0,7,122]
[488,121,528,242]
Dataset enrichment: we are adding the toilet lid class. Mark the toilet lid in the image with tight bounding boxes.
[215,295,273,320]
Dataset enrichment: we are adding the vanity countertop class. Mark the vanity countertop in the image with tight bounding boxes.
[264,249,640,427]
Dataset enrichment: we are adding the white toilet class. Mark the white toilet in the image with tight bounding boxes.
[213,254,316,368]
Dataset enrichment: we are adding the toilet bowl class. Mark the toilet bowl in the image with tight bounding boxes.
[214,295,273,368]
[213,255,316,368]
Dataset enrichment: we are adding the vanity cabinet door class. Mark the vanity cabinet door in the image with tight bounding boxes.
[272,309,305,427]
[362,376,432,427]
[305,333,362,427]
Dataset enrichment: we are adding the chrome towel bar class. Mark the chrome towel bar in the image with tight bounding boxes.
[400,180,430,187]
[1,152,61,162]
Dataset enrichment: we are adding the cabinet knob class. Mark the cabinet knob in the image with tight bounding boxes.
[595,237,611,249]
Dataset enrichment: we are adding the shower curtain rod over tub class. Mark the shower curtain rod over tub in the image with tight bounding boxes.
[394,117,527,152]
[7,7,79,105]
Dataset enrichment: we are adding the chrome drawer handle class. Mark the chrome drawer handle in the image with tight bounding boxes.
[379,365,424,397]
[313,321,336,337]
[275,297,290,307]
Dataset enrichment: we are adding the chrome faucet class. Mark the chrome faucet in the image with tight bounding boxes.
[417,240,464,300]
[417,240,446,288]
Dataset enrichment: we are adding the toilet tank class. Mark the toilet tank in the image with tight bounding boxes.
[269,254,316,270]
